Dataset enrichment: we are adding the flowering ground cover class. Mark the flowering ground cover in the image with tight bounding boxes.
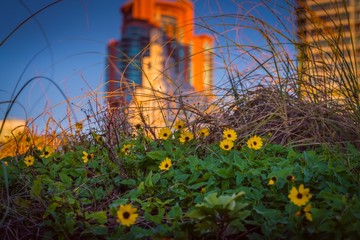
[1,123,360,239]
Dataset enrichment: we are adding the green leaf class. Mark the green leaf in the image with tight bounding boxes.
[85,211,108,224]
[64,215,75,235]
[59,172,72,185]
[174,173,190,181]
[253,204,281,219]
[146,150,167,160]
[144,208,165,224]
[94,187,104,201]
[68,197,75,205]
[120,179,137,187]
[30,178,42,199]
[189,182,208,190]
[235,210,251,220]
[138,181,145,191]
[145,171,154,187]
[186,208,205,220]
[91,226,108,235]
[169,204,182,219]
[204,192,221,206]
[214,168,234,178]
[44,202,60,218]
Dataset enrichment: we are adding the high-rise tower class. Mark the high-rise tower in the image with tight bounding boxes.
[106,0,213,119]
[296,0,360,100]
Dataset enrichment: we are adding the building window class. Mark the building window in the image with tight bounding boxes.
[309,0,349,11]
[161,15,177,38]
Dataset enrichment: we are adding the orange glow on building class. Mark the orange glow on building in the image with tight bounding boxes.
[106,0,214,108]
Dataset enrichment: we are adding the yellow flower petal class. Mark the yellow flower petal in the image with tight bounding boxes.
[117,204,139,227]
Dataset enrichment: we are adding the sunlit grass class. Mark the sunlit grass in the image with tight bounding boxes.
[1,0,360,239]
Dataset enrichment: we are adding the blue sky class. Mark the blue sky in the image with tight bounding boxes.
[0,0,296,131]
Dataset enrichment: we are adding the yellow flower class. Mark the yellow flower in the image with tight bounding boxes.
[93,133,103,143]
[268,176,277,186]
[75,122,83,131]
[304,204,312,221]
[159,157,172,171]
[247,135,263,150]
[223,128,237,141]
[82,151,94,163]
[24,155,35,167]
[200,187,206,193]
[117,204,139,227]
[288,184,312,206]
[287,175,296,182]
[158,128,172,140]
[40,146,54,158]
[179,131,194,143]
[219,139,234,151]
[173,120,185,131]
[295,204,313,222]
[198,128,210,137]
[121,144,133,155]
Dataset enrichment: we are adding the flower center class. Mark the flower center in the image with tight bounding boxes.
[123,212,130,219]
[227,134,231,138]
[44,151,49,155]
[297,193,303,199]
[224,145,229,149]
[87,155,92,160]
[165,164,169,168]
[185,136,189,141]
[163,133,168,137]
[253,141,257,146]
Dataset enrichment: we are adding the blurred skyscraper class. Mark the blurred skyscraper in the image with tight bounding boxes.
[106,0,213,125]
[296,0,360,99]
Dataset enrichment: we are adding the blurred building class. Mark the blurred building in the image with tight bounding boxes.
[296,0,360,99]
[106,0,213,125]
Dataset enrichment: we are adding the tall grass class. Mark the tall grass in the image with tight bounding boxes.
[1,0,360,237]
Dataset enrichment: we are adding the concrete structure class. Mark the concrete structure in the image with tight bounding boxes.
[106,0,213,126]
[296,0,360,99]
[0,119,25,143]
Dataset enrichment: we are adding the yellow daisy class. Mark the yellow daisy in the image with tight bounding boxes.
[24,155,35,167]
[40,146,54,158]
[198,128,210,137]
[219,139,234,151]
[287,175,296,182]
[75,122,83,131]
[121,144,133,155]
[268,176,277,186]
[179,131,194,143]
[304,204,312,221]
[223,128,237,141]
[247,135,263,150]
[295,204,312,222]
[173,120,185,131]
[158,128,172,140]
[117,204,139,227]
[82,151,94,163]
[159,157,172,171]
[288,184,312,206]
[93,132,103,143]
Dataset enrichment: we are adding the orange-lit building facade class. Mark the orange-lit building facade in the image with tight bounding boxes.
[106,0,213,110]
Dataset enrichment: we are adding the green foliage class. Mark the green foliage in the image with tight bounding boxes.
[186,192,250,238]
[1,127,360,240]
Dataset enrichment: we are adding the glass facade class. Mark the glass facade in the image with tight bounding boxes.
[106,0,213,108]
